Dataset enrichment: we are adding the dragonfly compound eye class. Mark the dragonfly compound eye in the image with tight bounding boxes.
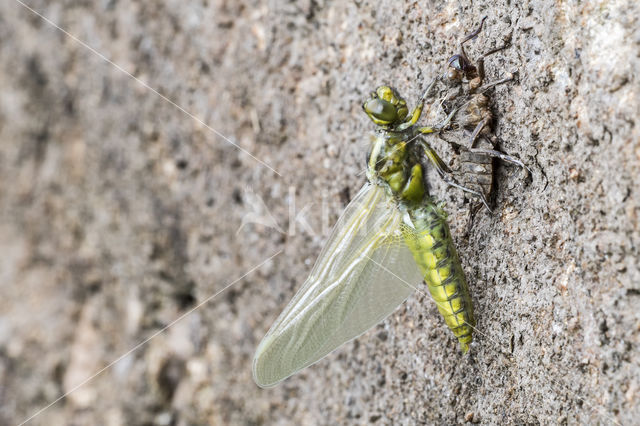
[363,98,399,125]
[362,86,408,126]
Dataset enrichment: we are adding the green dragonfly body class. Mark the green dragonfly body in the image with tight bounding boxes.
[253,84,476,388]
[364,86,475,352]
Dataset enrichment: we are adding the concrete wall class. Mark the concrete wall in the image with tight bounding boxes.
[0,0,638,424]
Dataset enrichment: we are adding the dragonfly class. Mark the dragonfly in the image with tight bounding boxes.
[253,82,483,388]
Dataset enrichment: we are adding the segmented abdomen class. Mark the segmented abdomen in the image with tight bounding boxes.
[403,203,475,352]
[459,136,494,204]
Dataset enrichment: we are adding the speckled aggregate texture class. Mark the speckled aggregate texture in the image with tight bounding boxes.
[0,0,638,424]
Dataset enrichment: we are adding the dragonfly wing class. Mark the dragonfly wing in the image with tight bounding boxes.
[253,183,423,387]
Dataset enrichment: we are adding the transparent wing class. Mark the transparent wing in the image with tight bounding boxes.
[253,183,423,387]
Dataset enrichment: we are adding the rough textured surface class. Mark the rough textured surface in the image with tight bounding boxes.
[0,1,638,424]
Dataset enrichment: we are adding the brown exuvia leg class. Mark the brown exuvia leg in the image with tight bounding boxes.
[461,16,488,47]
[479,73,514,92]
[467,147,530,174]
[458,17,487,61]
[468,117,492,149]
[476,44,510,82]
[419,139,492,211]
[465,202,484,236]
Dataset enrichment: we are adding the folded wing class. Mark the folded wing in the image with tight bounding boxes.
[253,183,423,387]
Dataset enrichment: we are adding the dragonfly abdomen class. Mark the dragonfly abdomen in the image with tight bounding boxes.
[404,204,475,352]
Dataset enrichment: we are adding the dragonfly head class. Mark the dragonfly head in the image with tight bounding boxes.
[362,86,408,128]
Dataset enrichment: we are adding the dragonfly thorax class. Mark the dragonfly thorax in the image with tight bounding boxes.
[367,133,426,204]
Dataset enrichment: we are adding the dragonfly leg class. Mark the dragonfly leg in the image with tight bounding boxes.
[419,76,441,103]
[397,102,425,131]
[396,77,441,131]
[419,139,492,211]
[416,107,458,135]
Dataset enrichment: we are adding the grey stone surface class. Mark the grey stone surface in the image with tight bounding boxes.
[0,0,638,424]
